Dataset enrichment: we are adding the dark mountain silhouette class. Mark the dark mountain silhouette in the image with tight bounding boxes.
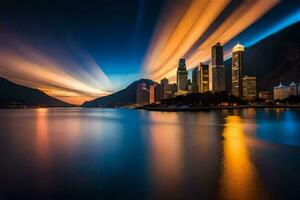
[225,22,300,91]
[82,79,157,107]
[0,77,73,108]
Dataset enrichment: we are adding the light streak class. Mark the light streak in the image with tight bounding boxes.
[143,0,231,80]
[143,0,280,81]
[0,31,113,105]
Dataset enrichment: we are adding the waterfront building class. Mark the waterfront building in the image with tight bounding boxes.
[259,91,273,101]
[136,83,150,105]
[199,62,209,93]
[209,42,225,92]
[243,76,257,100]
[177,58,188,92]
[149,84,156,104]
[192,66,200,93]
[289,82,298,96]
[160,78,177,99]
[273,82,290,100]
[232,43,245,97]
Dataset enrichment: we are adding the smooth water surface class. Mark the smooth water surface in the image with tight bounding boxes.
[0,108,299,199]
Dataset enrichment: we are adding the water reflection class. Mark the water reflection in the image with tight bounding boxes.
[219,116,266,200]
[36,108,50,170]
[148,112,184,199]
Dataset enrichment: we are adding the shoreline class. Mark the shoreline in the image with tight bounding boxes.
[137,105,300,112]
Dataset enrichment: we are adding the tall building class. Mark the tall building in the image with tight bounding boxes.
[273,82,290,100]
[149,84,156,104]
[192,66,199,93]
[232,42,245,97]
[136,83,150,105]
[209,43,225,92]
[199,62,209,93]
[243,76,257,100]
[160,78,176,99]
[177,58,188,92]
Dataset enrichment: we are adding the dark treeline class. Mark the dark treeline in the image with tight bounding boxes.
[278,95,300,104]
[160,91,246,107]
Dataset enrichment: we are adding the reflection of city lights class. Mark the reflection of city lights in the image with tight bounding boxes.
[143,0,279,81]
[148,112,183,198]
[220,116,266,200]
[36,108,50,170]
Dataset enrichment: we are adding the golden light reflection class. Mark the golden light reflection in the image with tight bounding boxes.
[143,0,279,81]
[148,112,184,198]
[219,116,266,200]
[36,108,50,170]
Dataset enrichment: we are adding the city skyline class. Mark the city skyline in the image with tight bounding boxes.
[0,1,300,105]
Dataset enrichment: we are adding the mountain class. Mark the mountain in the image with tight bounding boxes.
[225,22,300,91]
[0,77,73,108]
[82,79,157,107]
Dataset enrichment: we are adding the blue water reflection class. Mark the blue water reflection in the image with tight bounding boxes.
[0,108,299,199]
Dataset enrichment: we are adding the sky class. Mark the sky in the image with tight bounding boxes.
[0,0,300,104]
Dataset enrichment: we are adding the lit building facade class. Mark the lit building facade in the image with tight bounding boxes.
[273,82,290,100]
[177,58,188,92]
[243,76,257,100]
[199,62,209,93]
[209,42,225,92]
[160,78,177,99]
[149,84,156,104]
[232,43,245,97]
[259,91,273,101]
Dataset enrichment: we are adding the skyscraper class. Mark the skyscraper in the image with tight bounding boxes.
[232,42,245,97]
[149,84,156,104]
[243,76,257,100]
[209,43,225,92]
[177,58,188,92]
[199,62,209,93]
[192,66,199,93]
[136,83,149,105]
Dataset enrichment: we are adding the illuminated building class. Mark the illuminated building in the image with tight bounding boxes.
[160,78,177,99]
[149,84,156,104]
[136,83,150,105]
[232,43,245,97]
[199,62,209,93]
[192,66,199,93]
[177,59,188,92]
[259,91,273,101]
[209,43,225,92]
[242,76,257,100]
[273,82,290,100]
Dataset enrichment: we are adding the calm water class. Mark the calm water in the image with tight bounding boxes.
[0,108,300,199]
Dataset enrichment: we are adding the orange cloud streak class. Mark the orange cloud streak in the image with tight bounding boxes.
[0,33,112,105]
[144,0,231,80]
[143,0,280,82]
